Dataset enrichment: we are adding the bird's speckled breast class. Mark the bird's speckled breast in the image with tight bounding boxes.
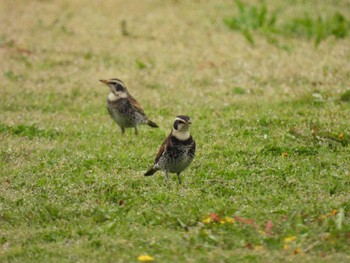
[107,98,144,127]
[158,136,196,173]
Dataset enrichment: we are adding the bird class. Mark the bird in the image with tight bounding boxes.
[145,115,196,184]
[100,78,158,135]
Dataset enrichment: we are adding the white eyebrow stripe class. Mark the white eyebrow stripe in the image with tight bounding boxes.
[112,80,124,86]
[108,78,125,85]
[175,117,187,122]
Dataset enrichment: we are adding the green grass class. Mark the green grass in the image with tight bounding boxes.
[224,0,350,46]
[1,0,350,262]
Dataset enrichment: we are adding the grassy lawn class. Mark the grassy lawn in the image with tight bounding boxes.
[1,0,350,262]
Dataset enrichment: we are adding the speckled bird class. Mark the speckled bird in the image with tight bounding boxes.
[100,78,158,135]
[145,115,196,184]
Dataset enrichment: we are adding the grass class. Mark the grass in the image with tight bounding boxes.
[224,0,350,46]
[1,0,350,262]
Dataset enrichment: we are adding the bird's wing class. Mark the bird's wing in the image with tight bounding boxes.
[189,138,196,156]
[107,105,113,117]
[128,94,145,115]
[155,134,172,164]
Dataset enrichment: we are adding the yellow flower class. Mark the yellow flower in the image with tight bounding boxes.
[220,219,226,224]
[224,217,235,224]
[330,209,337,216]
[202,217,212,224]
[281,152,289,157]
[138,255,154,262]
[284,236,297,250]
[338,133,343,139]
[284,236,297,243]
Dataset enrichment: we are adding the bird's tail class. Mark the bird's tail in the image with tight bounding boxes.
[147,120,159,128]
[144,166,158,176]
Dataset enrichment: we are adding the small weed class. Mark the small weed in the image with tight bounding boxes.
[135,58,154,70]
[289,126,350,147]
[223,0,277,45]
[120,20,129,36]
[60,25,74,36]
[224,1,350,46]
[83,51,94,60]
[0,34,15,47]
[224,0,277,31]
[285,12,350,46]
[4,70,23,82]
[231,87,245,95]
[135,59,147,70]
[340,90,350,102]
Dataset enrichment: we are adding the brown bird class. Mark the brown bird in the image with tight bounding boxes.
[100,78,158,135]
[145,115,196,184]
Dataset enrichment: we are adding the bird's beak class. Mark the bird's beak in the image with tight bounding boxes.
[100,79,108,85]
[186,121,192,125]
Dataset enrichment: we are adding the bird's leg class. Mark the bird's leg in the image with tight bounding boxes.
[134,127,138,135]
[121,127,125,135]
[177,173,182,184]
[164,171,169,184]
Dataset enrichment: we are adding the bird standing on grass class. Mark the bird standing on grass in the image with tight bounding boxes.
[145,115,196,184]
[100,78,158,135]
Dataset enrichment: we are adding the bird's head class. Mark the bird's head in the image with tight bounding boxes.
[100,78,128,99]
[172,115,192,140]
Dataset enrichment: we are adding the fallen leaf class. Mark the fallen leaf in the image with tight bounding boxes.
[210,213,221,222]
[234,216,256,227]
[289,127,305,137]
[320,233,330,241]
[198,61,216,69]
[346,232,350,240]
[294,248,303,254]
[244,242,254,250]
[330,209,337,216]
[265,220,273,236]
[16,47,33,55]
